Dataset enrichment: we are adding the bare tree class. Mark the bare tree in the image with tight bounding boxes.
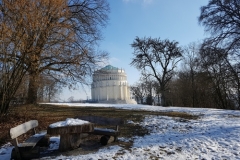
[140,72,157,105]
[171,70,218,108]
[181,43,201,107]
[131,75,158,105]
[199,45,236,109]
[0,0,109,105]
[130,83,145,104]
[199,0,240,52]
[0,53,28,115]
[68,96,74,103]
[199,0,240,109]
[130,37,182,106]
[37,75,62,102]
[0,11,29,116]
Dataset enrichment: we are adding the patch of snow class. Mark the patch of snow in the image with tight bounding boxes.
[2,103,240,160]
[48,136,60,151]
[33,132,47,137]
[118,137,131,143]
[43,145,123,160]
[49,118,90,128]
[0,143,13,160]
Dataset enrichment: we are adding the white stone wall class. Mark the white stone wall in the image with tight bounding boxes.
[91,65,133,103]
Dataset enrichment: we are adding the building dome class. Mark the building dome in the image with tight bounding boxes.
[91,65,136,104]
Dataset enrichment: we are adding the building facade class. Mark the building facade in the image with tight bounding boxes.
[91,65,136,104]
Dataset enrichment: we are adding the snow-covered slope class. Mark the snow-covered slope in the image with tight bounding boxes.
[1,103,240,160]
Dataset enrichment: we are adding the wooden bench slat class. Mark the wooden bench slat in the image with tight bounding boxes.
[77,116,124,125]
[18,131,47,147]
[10,120,38,139]
[76,116,123,136]
[19,136,44,147]
[93,128,120,136]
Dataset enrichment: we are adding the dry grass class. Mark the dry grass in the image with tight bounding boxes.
[0,104,199,149]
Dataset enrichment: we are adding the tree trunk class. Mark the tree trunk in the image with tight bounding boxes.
[157,94,160,105]
[27,73,39,104]
[0,101,11,118]
[161,91,166,106]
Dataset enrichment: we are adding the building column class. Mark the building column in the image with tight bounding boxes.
[120,86,123,100]
[106,86,108,101]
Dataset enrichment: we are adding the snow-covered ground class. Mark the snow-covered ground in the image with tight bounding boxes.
[1,103,240,160]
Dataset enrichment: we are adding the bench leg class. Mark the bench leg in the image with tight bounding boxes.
[59,134,82,151]
[12,139,21,160]
[100,135,115,145]
[11,146,40,160]
[114,136,118,142]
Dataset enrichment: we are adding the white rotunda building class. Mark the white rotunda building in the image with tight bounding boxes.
[91,65,136,104]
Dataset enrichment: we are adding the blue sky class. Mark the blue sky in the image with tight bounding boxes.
[60,0,209,101]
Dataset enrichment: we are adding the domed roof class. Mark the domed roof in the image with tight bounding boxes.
[101,65,118,71]
[94,65,125,74]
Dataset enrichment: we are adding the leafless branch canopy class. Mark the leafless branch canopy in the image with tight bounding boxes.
[199,0,240,52]
[130,37,183,106]
[0,0,109,105]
